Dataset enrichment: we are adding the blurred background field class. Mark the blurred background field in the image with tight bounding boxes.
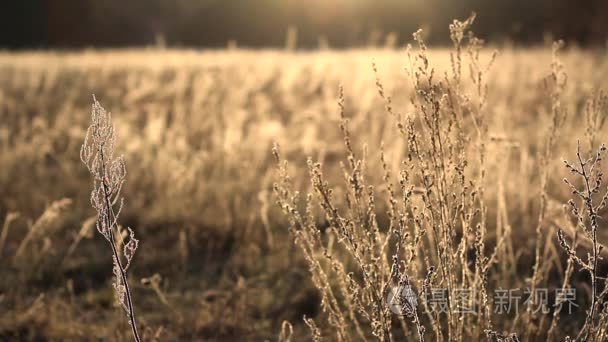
[2,0,608,340]
[1,46,607,339]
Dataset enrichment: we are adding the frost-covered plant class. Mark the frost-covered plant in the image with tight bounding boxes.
[559,141,608,341]
[81,96,141,341]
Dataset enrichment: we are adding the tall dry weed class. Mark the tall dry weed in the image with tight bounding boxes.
[274,14,607,341]
[80,96,141,341]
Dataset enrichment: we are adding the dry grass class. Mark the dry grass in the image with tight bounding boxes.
[1,16,608,340]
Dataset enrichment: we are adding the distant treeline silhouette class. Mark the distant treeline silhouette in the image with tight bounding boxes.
[2,0,607,48]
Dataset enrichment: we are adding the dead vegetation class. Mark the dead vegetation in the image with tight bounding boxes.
[1,15,608,341]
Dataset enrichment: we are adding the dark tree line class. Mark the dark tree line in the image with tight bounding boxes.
[1,0,607,49]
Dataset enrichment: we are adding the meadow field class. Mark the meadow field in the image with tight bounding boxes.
[1,26,608,341]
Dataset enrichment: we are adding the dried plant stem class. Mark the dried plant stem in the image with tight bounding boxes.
[561,141,608,341]
[578,151,598,326]
[100,129,140,342]
[572,145,600,341]
[547,224,578,341]
[525,41,567,338]
[81,97,141,342]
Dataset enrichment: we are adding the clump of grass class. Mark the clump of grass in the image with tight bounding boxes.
[273,13,606,341]
[80,96,141,341]
[274,13,507,340]
[13,198,72,268]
